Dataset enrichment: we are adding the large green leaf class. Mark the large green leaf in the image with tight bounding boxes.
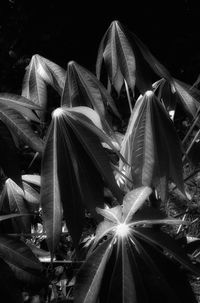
[0,105,44,153]
[74,237,113,303]
[0,235,45,285]
[75,190,199,303]
[96,20,136,95]
[119,90,184,201]
[0,120,22,187]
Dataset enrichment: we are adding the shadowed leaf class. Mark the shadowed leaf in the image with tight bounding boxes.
[0,105,44,153]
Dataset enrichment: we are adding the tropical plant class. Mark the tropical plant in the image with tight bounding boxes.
[0,19,200,302]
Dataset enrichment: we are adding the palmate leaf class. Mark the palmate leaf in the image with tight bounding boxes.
[75,198,199,303]
[96,20,136,95]
[62,61,120,125]
[0,120,22,187]
[119,90,184,201]
[0,235,45,286]
[0,105,44,153]
[0,93,42,122]
[41,107,122,255]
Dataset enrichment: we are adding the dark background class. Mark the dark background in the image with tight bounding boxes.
[1,0,200,93]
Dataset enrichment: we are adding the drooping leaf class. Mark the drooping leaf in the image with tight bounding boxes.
[74,237,113,303]
[96,20,172,97]
[41,107,118,252]
[172,78,200,118]
[65,107,124,160]
[0,120,22,187]
[22,55,47,120]
[62,61,120,131]
[0,105,44,153]
[0,235,45,286]
[62,108,123,202]
[96,20,136,96]
[119,91,184,201]
[40,121,63,257]
[0,93,42,122]
[29,54,66,94]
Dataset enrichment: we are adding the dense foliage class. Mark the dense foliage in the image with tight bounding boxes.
[1,19,200,302]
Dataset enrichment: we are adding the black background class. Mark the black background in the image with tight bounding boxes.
[1,0,200,92]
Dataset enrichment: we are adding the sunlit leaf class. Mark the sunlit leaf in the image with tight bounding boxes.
[119,91,184,201]
[123,186,152,223]
[96,205,122,224]
[22,174,41,187]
